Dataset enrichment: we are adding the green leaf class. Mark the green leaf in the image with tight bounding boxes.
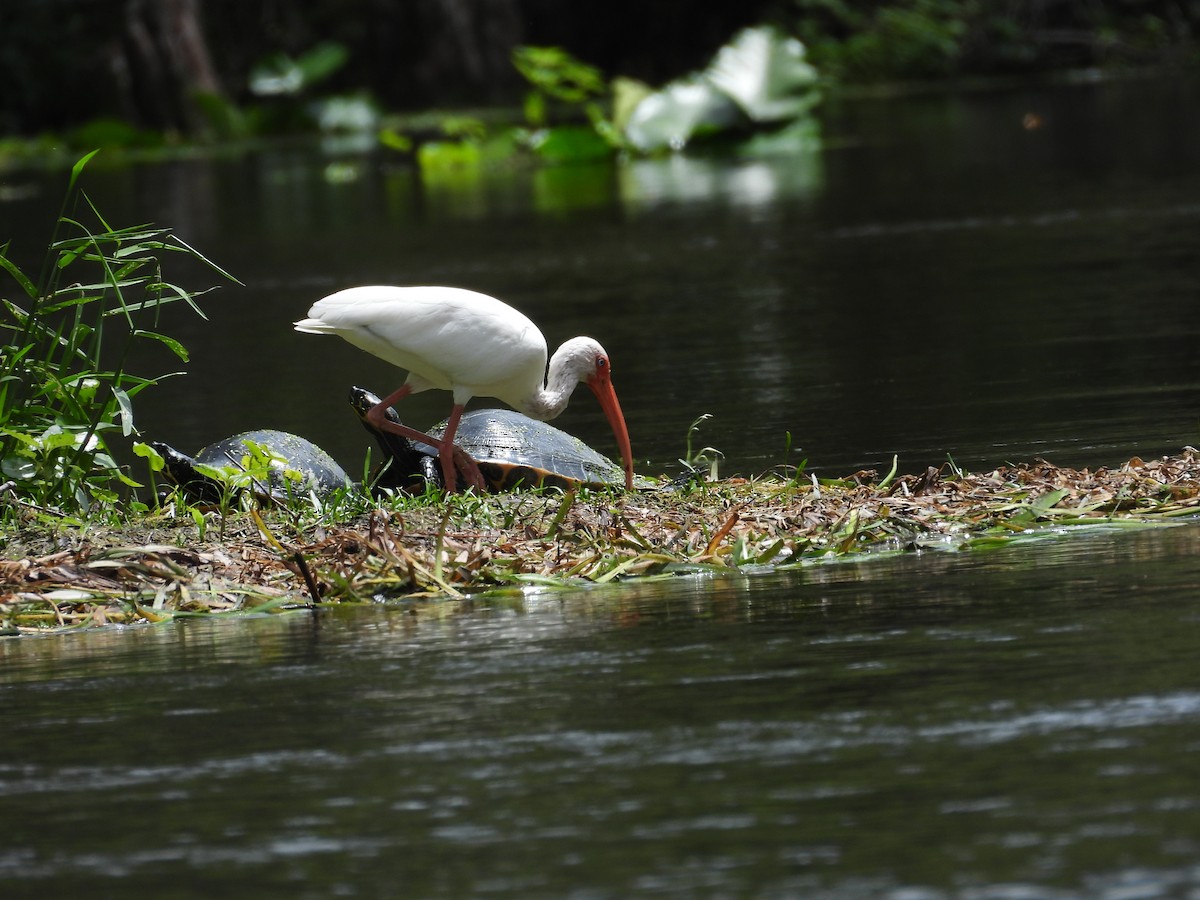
[132,329,190,362]
[194,462,232,481]
[0,244,38,299]
[1,455,36,479]
[524,91,546,127]
[512,46,605,102]
[157,280,211,319]
[418,140,482,173]
[67,149,101,195]
[116,470,143,488]
[378,128,413,152]
[39,428,81,452]
[82,190,115,234]
[0,428,38,449]
[56,246,84,269]
[167,235,241,287]
[112,385,135,436]
[529,125,612,163]
[295,42,349,86]
[132,441,165,472]
[1032,488,1070,512]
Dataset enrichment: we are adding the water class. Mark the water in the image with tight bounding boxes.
[1,75,1197,478]
[3,524,1200,897]
[3,74,1200,897]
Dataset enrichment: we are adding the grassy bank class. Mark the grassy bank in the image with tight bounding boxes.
[4,158,1198,635]
[3,449,1198,633]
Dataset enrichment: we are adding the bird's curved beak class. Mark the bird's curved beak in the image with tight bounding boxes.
[587,373,635,490]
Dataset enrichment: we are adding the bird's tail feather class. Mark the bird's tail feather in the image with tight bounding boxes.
[293,318,337,334]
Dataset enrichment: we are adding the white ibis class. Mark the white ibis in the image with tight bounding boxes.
[294,285,635,491]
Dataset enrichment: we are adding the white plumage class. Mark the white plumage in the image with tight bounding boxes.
[295,285,634,490]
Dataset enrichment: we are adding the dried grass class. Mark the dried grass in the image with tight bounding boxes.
[3,449,1199,633]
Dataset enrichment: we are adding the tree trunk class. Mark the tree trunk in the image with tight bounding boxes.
[117,0,224,135]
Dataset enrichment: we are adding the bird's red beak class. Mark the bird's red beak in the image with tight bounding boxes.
[588,373,635,490]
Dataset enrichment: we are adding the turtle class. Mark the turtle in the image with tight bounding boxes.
[349,386,631,493]
[151,429,352,506]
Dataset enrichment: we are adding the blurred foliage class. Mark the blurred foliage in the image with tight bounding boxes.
[244,41,380,138]
[249,42,350,97]
[512,45,607,126]
[525,126,614,164]
[509,46,624,161]
[0,1,1196,167]
[623,26,821,153]
[785,0,1200,80]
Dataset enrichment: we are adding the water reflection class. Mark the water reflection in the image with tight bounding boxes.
[3,75,1200,899]
[1,77,1197,484]
[619,150,823,212]
[4,523,1200,896]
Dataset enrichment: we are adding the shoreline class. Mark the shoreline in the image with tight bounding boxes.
[3,448,1198,634]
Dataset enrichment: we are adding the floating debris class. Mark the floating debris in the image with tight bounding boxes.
[2,449,1199,633]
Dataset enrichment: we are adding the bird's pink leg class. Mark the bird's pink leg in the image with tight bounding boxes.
[437,403,486,492]
[365,387,486,492]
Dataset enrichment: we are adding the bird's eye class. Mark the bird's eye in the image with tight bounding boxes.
[596,356,609,372]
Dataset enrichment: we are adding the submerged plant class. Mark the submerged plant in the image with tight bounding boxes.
[0,152,235,522]
[680,413,725,482]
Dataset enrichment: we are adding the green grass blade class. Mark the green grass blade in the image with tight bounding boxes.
[132,330,190,362]
[169,234,243,285]
[66,150,101,194]
[0,244,38,300]
[112,386,135,437]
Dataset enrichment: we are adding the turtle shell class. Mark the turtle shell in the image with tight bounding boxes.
[428,409,627,491]
[349,386,626,492]
[153,429,350,505]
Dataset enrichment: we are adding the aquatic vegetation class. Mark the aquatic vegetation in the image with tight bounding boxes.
[3,450,1199,633]
[622,26,822,153]
[3,6,1196,168]
[512,45,607,130]
[406,29,824,172]
[679,413,724,482]
[0,153,233,522]
[142,430,351,515]
[788,0,1200,81]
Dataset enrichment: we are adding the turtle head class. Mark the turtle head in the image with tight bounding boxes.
[349,385,401,426]
[149,441,197,486]
[148,440,229,506]
[348,385,440,493]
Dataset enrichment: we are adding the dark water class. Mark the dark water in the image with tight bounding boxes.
[3,74,1200,897]
[1,75,1198,479]
[3,523,1200,898]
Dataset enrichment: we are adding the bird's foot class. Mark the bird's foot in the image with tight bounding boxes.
[450,446,488,492]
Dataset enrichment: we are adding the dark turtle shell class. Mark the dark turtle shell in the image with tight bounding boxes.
[350,386,627,492]
[152,429,351,505]
[430,409,627,491]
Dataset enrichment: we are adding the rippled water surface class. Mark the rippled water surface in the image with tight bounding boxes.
[4,523,1200,898]
[1,76,1197,478]
[2,74,1200,897]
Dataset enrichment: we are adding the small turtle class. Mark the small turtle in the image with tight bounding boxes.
[151,430,351,506]
[350,386,630,492]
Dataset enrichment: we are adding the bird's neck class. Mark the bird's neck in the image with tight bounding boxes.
[520,384,572,421]
[519,362,582,421]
